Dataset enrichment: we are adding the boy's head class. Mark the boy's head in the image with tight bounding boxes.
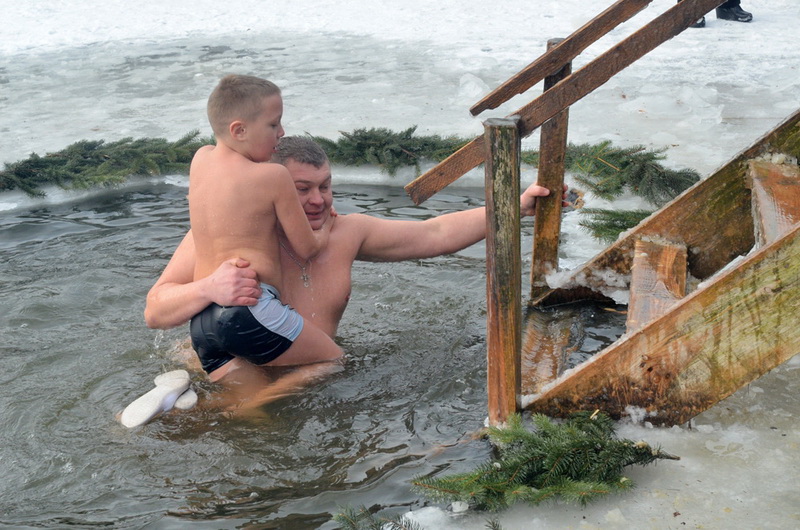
[207,74,281,139]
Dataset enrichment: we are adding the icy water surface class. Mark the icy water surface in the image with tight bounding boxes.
[3,1,800,526]
[0,181,505,528]
[3,179,798,529]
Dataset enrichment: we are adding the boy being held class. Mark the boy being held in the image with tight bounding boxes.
[188,74,343,382]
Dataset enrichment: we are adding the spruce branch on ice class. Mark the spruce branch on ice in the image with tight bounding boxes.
[410,411,678,512]
[1,128,701,243]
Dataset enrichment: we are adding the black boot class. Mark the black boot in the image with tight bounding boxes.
[677,1,706,28]
[716,5,753,22]
[691,16,706,28]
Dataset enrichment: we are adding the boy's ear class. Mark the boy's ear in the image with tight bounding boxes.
[229,120,246,140]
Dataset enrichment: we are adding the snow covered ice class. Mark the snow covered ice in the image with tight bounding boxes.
[2,0,799,528]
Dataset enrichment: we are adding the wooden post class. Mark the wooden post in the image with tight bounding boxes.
[485,117,522,426]
[530,38,571,300]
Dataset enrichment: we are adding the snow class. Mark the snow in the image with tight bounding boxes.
[2,0,799,527]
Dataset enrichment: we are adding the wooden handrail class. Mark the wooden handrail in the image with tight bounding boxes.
[405,0,724,205]
[470,0,653,116]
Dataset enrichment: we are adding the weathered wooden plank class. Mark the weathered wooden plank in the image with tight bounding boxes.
[521,307,575,395]
[748,160,800,246]
[485,117,522,426]
[530,39,571,300]
[470,0,653,116]
[626,238,687,332]
[405,0,724,205]
[529,108,800,307]
[524,223,800,425]
[530,162,753,307]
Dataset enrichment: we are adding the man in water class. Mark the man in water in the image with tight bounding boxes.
[144,136,557,408]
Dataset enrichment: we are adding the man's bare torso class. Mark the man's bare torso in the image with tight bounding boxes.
[278,214,365,337]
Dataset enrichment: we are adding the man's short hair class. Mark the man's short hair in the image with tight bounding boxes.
[273,136,329,169]
[207,74,281,138]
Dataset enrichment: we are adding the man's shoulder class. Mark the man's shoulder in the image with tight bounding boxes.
[332,212,367,232]
[334,212,383,231]
[330,213,376,245]
[331,212,407,260]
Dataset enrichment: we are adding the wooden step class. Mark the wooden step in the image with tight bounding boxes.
[524,223,800,425]
[521,308,573,395]
[530,108,800,309]
[625,238,687,332]
[519,111,800,426]
[521,302,628,398]
[748,160,800,246]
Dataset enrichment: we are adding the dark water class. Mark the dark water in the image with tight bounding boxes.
[1,153,797,530]
[2,8,799,527]
[0,181,508,529]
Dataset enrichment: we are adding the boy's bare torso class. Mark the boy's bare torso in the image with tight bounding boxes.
[189,143,284,290]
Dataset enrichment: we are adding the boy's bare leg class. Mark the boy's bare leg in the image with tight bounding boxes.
[167,324,345,415]
[264,319,345,366]
[214,358,344,416]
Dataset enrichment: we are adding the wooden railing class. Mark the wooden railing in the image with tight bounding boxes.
[404,0,725,206]
[403,0,728,425]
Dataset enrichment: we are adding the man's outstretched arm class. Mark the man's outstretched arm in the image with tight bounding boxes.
[356,182,557,262]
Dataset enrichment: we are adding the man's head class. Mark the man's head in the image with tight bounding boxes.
[274,137,334,230]
[207,74,284,160]
[272,136,329,168]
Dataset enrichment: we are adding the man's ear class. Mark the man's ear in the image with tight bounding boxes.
[229,120,246,140]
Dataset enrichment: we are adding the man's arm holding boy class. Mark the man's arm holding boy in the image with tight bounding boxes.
[144,182,559,329]
[143,231,262,329]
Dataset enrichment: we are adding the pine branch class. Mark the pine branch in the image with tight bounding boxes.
[566,141,700,207]
[311,127,466,176]
[333,505,425,530]
[485,520,505,530]
[1,127,698,229]
[578,208,653,243]
[411,412,678,512]
[0,132,212,196]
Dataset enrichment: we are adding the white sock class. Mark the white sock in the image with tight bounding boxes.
[153,369,190,387]
[173,388,198,410]
[120,370,191,428]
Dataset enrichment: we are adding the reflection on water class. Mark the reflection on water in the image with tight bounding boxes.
[522,302,627,395]
[0,182,500,528]
[4,181,798,529]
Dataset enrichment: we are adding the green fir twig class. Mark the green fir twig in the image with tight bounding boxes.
[564,141,699,207]
[562,141,700,241]
[311,126,467,176]
[333,505,424,530]
[410,412,678,512]
[2,129,700,243]
[578,208,654,243]
[0,132,211,197]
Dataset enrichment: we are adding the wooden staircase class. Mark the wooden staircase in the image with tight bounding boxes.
[400,0,800,425]
[522,109,800,425]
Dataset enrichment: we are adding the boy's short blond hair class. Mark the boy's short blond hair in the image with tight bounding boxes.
[207,74,281,138]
